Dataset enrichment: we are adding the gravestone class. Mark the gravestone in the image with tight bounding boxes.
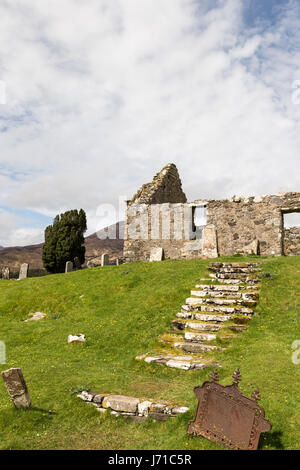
[1,267,9,280]
[149,247,164,262]
[18,263,29,280]
[187,369,271,450]
[1,368,32,408]
[65,261,73,273]
[101,253,109,266]
[74,257,81,270]
[116,258,119,266]
[87,260,95,268]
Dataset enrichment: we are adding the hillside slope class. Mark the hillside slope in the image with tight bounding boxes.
[0,256,300,450]
[0,222,124,272]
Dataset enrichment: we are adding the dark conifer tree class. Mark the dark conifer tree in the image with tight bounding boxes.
[42,209,87,273]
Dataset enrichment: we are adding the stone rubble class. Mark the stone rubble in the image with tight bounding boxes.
[68,334,86,343]
[77,391,189,421]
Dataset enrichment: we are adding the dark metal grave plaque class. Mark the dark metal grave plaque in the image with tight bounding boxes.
[187,370,271,450]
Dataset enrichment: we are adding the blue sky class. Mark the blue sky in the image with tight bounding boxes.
[0,0,300,246]
[243,0,288,26]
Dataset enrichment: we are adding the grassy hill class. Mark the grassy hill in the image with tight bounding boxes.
[0,256,300,450]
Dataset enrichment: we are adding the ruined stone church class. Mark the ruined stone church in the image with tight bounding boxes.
[123,163,300,261]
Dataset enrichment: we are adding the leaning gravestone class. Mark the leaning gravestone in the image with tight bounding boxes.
[18,263,29,280]
[65,261,73,273]
[1,368,32,408]
[101,253,109,266]
[1,267,9,280]
[149,247,164,262]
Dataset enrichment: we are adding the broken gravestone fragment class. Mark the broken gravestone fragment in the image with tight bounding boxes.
[24,312,47,322]
[149,247,164,262]
[68,334,86,343]
[1,368,32,408]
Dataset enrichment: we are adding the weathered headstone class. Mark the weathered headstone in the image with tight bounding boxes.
[1,267,9,280]
[202,225,218,258]
[101,253,109,266]
[74,257,81,270]
[87,260,95,268]
[1,368,32,408]
[116,258,119,266]
[18,263,29,280]
[65,261,73,273]
[149,247,164,262]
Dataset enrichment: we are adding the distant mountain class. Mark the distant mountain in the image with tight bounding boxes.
[0,222,124,273]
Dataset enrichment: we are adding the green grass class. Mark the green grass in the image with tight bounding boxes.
[0,256,300,450]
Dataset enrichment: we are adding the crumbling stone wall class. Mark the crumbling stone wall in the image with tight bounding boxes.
[284,227,300,256]
[205,193,300,256]
[130,163,187,205]
[124,203,205,262]
[124,163,300,261]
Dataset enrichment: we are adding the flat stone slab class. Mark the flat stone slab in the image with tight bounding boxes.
[149,247,164,262]
[24,312,47,322]
[102,395,140,413]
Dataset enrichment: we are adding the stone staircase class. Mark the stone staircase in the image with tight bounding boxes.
[136,262,261,371]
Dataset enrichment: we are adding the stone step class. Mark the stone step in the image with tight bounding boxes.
[191,289,258,302]
[190,293,257,307]
[172,320,223,332]
[185,299,254,315]
[176,312,233,322]
[210,262,261,268]
[216,273,259,281]
[136,353,218,370]
[184,331,217,342]
[209,267,261,274]
[195,284,242,292]
[174,342,221,353]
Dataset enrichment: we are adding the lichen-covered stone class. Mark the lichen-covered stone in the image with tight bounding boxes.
[1,368,32,408]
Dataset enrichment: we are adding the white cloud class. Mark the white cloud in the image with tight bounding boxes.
[0,0,300,244]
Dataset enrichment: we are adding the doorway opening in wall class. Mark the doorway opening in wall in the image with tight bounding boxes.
[192,206,206,240]
[282,211,300,256]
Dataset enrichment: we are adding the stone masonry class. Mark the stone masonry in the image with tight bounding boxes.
[284,227,300,256]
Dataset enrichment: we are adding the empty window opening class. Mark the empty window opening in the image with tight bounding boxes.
[284,212,300,228]
[192,206,207,239]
